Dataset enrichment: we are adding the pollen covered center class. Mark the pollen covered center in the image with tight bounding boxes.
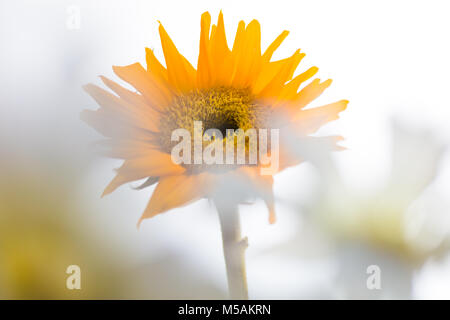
[158,87,270,154]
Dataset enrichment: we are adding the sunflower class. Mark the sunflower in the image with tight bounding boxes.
[82,11,347,226]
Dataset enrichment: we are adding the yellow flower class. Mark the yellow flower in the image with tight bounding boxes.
[82,11,347,226]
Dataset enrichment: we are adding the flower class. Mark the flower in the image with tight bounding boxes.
[81,11,347,226]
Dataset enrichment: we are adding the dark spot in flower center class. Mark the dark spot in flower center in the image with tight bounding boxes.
[157,86,274,173]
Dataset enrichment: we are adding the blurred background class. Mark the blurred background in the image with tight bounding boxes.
[1,0,449,299]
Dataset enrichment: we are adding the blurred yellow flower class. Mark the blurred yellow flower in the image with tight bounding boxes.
[82,11,347,225]
[0,168,128,299]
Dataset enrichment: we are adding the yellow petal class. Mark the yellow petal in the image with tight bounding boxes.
[113,63,172,110]
[100,76,161,126]
[197,11,212,88]
[81,109,155,141]
[278,66,319,101]
[83,83,160,132]
[253,59,287,94]
[262,30,289,62]
[145,47,169,83]
[278,136,344,171]
[159,23,196,92]
[258,50,305,97]
[96,139,159,159]
[294,78,333,109]
[236,167,276,224]
[231,20,246,52]
[231,20,262,88]
[100,76,147,107]
[209,11,232,86]
[292,99,348,133]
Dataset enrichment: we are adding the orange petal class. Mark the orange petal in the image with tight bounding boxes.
[102,150,186,196]
[138,172,214,225]
[259,175,276,224]
[133,177,159,190]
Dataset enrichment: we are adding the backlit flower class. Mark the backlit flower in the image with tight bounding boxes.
[82,11,347,226]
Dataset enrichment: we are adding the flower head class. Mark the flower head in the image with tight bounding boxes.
[82,11,347,226]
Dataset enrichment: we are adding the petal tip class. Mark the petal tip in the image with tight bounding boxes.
[136,218,143,230]
[101,188,112,198]
[82,83,93,93]
[269,212,276,224]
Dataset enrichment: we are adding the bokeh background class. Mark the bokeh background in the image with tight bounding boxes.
[1,0,450,299]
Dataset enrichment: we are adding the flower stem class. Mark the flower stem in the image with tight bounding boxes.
[215,201,249,300]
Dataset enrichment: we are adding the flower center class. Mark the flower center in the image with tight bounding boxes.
[158,87,271,155]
